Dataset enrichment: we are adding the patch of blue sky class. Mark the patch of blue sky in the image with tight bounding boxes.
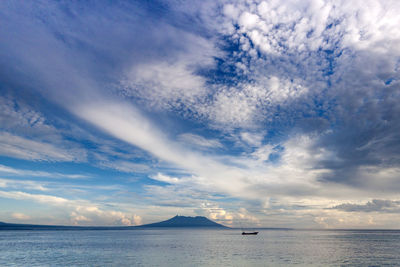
[202,38,251,86]
[384,78,394,85]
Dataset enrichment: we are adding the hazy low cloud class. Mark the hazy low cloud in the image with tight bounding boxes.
[11,212,30,221]
[0,189,142,226]
[332,199,400,213]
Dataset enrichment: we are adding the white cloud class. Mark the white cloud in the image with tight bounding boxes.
[0,178,48,191]
[238,11,260,30]
[236,207,261,226]
[0,132,86,162]
[205,86,258,128]
[0,164,88,179]
[251,144,274,161]
[217,0,400,75]
[178,133,223,149]
[240,131,264,147]
[70,206,143,226]
[73,100,233,179]
[0,95,51,132]
[332,199,400,213]
[74,96,400,210]
[0,189,143,226]
[197,202,234,225]
[0,190,69,205]
[125,60,205,107]
[150,173,182,184]
[119,30,218,111]
[199,77,308,130]
[223,4,240,20]
[12,212,30,220]
[97,160,150,173]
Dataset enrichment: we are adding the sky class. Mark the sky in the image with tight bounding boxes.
[0,0,399,229]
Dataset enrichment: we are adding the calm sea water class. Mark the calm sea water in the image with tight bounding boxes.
[1,229,399,266]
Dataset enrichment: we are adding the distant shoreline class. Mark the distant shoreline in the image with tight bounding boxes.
[1,222,399,231]
[0,222,229,231]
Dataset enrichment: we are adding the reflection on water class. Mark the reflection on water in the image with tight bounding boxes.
[1,229,399,266]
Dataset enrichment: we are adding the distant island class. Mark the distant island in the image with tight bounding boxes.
[0,215,228,230]
[136,215,228,228]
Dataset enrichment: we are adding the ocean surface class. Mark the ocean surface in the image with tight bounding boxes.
[1,228,400,266]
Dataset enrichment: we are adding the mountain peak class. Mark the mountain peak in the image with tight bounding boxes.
[137,215,228,228]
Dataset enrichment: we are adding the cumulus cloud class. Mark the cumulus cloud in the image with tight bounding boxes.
[70,206,142,226]
[206,0,400,189]
[0,189,142,226]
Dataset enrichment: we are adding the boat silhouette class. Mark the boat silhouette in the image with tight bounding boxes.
[242,231,258,235]
[239,221,258,235]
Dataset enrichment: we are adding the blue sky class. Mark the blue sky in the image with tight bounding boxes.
[1,0,400,228]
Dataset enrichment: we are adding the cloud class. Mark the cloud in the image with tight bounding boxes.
[73,100,244,189]
[0,178,48,191]
[0,95,54,134]
[195,203,234,225]
[0,189,142,226]
[0,164,88,179]
[0,132,86,162]
[0,190,69,205]
[12,212,30,220]
[332,199,400,213]
[66,94,400,224]
[240,131,264,147]
[150,173,182,184]
[119,31,217,111]
[178,133,223,149]
[205,0,400,189]
[70,206,143,226]
[251,144,274,162]
[97,160,150,174]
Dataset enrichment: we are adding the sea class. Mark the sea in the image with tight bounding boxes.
[1,228,400,266]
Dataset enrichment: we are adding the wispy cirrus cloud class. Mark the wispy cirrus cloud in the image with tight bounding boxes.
[0,178,48,191]
[0,132,86,162]
[0,165,89,179]
[178,133,223,149]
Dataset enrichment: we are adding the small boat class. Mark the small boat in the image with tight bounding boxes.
[242,231,258,235]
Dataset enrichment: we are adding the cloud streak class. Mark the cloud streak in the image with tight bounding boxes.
[332,199,400,213]
[0,165,88,179]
